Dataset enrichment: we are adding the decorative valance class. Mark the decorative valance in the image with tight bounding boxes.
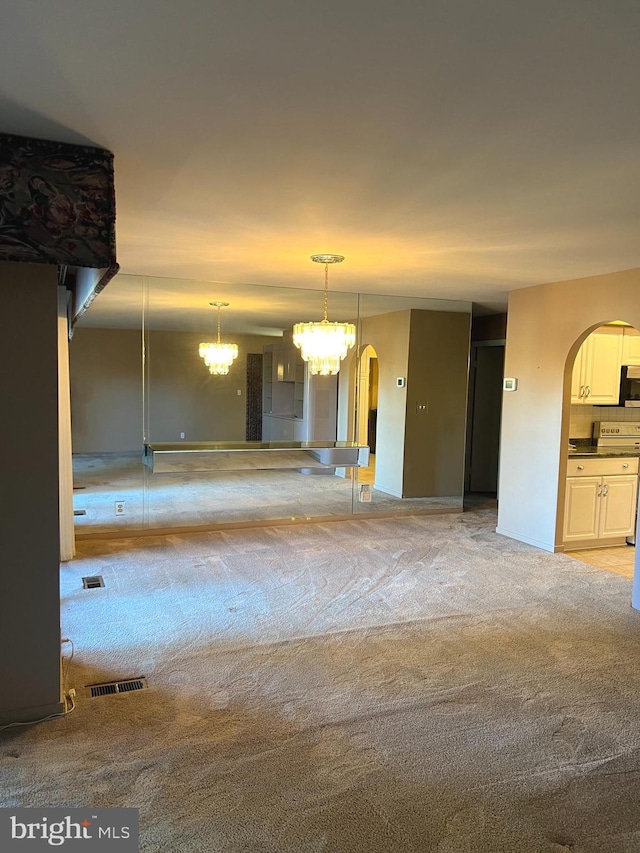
[0,131,118,319]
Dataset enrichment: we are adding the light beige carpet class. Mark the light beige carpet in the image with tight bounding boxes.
[2,509,640,852]
[72,452,462,535]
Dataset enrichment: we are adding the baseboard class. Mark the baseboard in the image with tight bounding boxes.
[495,526,556,553]
[557,537,628,552]
[0,699,65,727]
[75,506,463,541]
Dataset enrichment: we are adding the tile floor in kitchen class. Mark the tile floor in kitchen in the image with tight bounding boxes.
[566,544,636,579]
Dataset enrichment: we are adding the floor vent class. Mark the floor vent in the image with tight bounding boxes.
[85,677,148,699]
[74,509,87,516]
[82,575,105,589]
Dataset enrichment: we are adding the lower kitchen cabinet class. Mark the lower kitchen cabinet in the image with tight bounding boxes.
[563,457,638,545]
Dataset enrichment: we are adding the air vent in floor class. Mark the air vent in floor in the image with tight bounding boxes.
[82,575,105,589]
[73,509,87,516]
[85,677,148,699]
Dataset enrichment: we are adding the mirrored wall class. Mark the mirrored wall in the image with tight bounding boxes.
[69,273,471,535]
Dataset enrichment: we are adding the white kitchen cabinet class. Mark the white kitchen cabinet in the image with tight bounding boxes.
[599,475,638,537]
[571,327,623,405]
[622,327,640,366]
[563,456,638,545]
[563,476,601,541]
[276,347,298,382]
[261,341,339,443]
[262,415,296,441]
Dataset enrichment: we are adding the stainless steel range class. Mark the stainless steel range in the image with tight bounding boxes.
[593,421,640,448]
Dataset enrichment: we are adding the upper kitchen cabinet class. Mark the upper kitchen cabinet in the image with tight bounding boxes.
[622,327,640,366]
[276,347,298,382]
[571,326,623,405]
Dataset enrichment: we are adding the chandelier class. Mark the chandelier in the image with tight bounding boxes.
[199,302,238,375]
[293,254,356,375]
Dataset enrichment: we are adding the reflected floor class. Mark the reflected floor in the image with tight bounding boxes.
[73,452,462,535]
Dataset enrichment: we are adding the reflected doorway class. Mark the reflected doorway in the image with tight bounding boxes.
[356,345,378,486]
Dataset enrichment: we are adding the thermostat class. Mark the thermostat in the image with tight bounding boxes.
[503,377,518,391]
[396,377,406,387]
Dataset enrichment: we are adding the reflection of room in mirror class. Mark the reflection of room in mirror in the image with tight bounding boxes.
[69,274,471,534]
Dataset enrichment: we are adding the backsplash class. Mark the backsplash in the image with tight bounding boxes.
[570,405,640,439]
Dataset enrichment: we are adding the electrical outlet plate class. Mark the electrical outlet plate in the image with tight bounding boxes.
[115,501,126,515]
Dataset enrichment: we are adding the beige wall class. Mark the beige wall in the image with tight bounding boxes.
[70,328,142,452]
[497,267,640,552]
[0,263,63,724]
[360,310,411,497]
[70,327,275,452]
[355,309,470,499]
[404,310,471,497]
[146,330,273,443]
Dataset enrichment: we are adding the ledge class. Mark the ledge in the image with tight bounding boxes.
[143,441,370,473]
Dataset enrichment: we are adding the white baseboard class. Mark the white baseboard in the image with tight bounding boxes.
[495,526,556,553]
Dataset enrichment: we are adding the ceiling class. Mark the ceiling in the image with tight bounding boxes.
[1,0,639,316]
[77,272,471,334]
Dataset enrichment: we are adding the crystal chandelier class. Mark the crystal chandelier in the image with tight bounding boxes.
[199,302,238,375]
[293,254,356,375]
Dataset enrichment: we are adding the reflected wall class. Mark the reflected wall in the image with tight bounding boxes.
[70,273,471,535]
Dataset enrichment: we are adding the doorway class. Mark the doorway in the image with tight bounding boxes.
[465,343,504,494]
[356,345,378,486]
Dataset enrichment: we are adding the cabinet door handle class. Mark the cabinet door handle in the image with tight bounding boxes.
[579,385,585,398]
[585,385,591,397]
[577,465,584,470]
[597,484,603,496]
[623,463,629,468]
[603,484,609,497]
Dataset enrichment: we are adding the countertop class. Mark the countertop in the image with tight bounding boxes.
[568,445,640,459]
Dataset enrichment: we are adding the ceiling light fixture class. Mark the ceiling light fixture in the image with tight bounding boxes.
[199,302,238,375]
[293,254,356,375]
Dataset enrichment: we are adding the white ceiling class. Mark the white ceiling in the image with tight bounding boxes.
[78,272,471,334]
[1,0,639,316]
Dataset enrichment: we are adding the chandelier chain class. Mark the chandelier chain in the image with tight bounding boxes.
[217,305,221,343]
[323,263,329,322]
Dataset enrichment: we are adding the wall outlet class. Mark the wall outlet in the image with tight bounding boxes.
[359,484,372,503]
[180,432,185,439]
[237,389,242,396]
[115,501,126,515]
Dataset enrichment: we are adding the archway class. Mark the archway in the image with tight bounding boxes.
[355,344,378,486]
[560,319,640,569]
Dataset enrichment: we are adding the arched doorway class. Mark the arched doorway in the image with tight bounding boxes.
[356,344,378,486]
[561,320,640,568]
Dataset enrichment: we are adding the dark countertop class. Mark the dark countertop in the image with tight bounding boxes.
[568,445,640,459]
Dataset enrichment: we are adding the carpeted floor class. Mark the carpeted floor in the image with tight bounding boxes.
[72,453,462,535]
[2,509,640,852]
